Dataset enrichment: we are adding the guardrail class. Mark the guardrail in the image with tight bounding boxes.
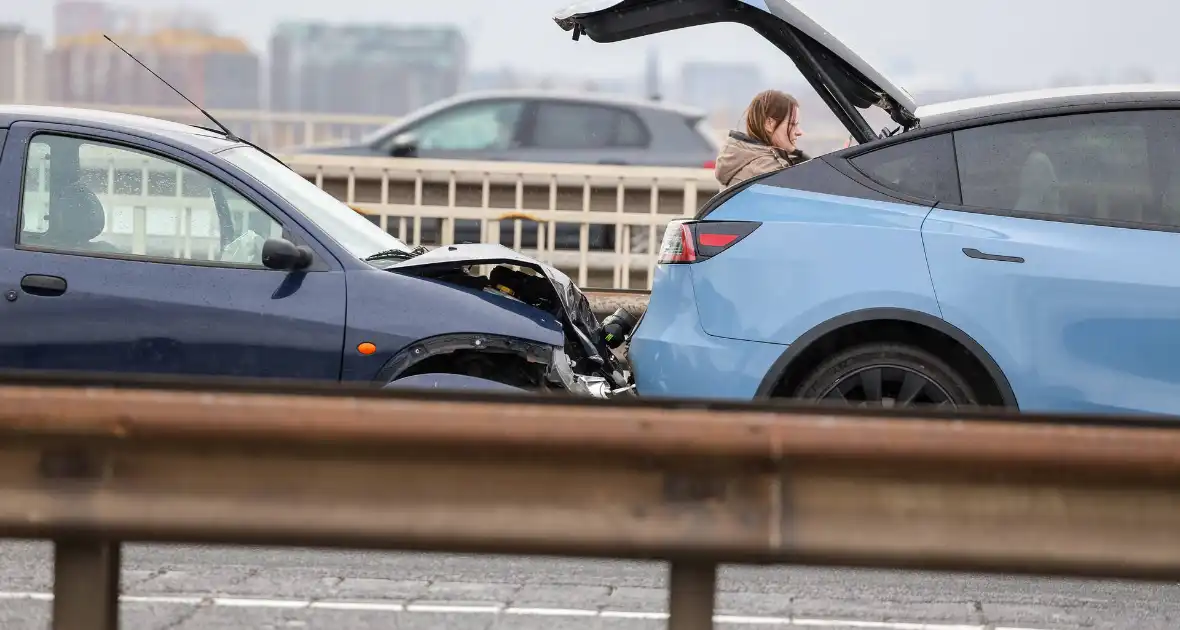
[4,375,1180,630]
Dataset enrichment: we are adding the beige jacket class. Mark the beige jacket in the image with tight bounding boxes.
[714,131,798,188]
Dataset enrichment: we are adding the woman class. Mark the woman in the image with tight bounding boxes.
[714,90,806,188]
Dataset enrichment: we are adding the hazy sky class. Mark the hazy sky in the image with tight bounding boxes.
[7,0,1178,91]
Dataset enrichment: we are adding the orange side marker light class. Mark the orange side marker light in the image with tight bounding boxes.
[357,342,377,355]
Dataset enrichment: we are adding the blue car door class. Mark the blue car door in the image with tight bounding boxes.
[0,122,347,380]
[921,109,1180,415]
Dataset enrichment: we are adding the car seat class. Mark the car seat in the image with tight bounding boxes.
[35,180,121,253]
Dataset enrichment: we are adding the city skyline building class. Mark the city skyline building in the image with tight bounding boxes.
[0,24,46,104]
[47,29,261,110]
[268,21,467,117]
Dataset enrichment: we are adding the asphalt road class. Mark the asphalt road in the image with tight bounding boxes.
[1,542,1178,630]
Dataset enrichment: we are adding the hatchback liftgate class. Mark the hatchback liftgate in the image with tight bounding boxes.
[554,0,920,144]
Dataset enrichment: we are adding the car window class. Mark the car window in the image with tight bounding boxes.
[954,111,1156,225]
[407,101,525,151]
[220,145,411,261]
[19,134,283,267]
[848,133,961,203]
[615,111,649,147]
[530,102,648,150]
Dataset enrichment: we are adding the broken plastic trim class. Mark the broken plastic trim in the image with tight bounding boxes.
[376,333,630,399]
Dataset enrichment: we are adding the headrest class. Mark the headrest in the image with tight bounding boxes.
[47,180,106,245]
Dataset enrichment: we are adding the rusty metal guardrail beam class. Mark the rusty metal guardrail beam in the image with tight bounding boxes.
[2,380,1180,630]
[584,287,651,318]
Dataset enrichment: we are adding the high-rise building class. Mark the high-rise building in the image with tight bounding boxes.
[53,0,217,41]
[269,22,468,117]
[645,48,661,101]
[53,1,115,42]
[0,25,46,104]
[47,29,261,110]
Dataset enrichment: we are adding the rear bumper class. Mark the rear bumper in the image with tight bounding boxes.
[627,265,786,401]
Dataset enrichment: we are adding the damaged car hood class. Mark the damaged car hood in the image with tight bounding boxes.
[382,243,610,364]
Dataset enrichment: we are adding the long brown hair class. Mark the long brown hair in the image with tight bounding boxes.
[743,89,799,147]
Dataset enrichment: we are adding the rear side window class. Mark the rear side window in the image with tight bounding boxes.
[849,133,961,204]
[954,111,1157,225]
[0,130,7,155]
[530,102,650,149]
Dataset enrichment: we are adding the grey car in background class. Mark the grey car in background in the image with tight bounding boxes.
[291,90,720,251]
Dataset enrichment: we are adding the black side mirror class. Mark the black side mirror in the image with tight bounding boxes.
[390,132,419,158]
[262,238,313,271]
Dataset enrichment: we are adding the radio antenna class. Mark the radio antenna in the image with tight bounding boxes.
[103,34,243,143]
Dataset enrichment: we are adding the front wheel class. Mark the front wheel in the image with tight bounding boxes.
[791,342,978,409]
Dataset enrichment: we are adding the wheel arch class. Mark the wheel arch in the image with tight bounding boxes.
[374,333,556,386]
[754,308,1019,409]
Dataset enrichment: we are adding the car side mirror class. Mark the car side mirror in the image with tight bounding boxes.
[390,132,419,158]
[261,238,313,271]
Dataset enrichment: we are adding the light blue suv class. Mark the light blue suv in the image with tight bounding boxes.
[558,0,1180,415]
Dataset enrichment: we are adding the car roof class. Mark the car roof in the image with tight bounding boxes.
[916,83,1180,128]
[0,104,239,153]
[420,89,707,120]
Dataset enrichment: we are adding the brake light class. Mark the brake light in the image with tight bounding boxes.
[702,160,716,169]
[657,220,760,264]
[698,232,737,247]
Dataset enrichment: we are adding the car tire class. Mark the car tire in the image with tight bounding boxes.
[791,342,978,409]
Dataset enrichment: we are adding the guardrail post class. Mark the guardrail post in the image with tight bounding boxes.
[667,560,716,630]
[53,540,120,630]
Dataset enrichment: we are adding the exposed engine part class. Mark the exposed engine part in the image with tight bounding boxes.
[600,306,639,349]
[547,348,634,399]
[489,266,555,311]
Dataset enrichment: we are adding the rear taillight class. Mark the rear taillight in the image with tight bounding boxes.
[702,159,716,169]
[657,222,697,264]
[657,220,760,264]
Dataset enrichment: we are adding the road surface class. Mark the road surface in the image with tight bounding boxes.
[1,542,1177,629]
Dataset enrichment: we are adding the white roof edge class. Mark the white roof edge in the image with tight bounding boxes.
[0,104,224,137]
[445,88,708,118]
[916,83,1180,120]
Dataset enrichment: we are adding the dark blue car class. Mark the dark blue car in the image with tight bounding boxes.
[0,105,630,396]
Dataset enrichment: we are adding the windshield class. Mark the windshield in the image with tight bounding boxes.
[219,146,410,261]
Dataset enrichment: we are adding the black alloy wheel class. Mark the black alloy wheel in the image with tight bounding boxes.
[792,342,978,409]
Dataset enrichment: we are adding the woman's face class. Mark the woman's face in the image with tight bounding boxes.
[764,107,803,151]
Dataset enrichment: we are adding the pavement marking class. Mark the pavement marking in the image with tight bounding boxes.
[0,591,1050,630]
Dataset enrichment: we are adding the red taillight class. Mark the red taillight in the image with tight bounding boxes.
[702,160,716,169]
[657,220,760,265]
[698,232,737,247]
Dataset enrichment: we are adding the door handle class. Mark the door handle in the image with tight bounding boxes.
[20,274,67,296]
[962,248,1024,264]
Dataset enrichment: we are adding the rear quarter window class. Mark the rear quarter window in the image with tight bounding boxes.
[954,111,1157,225]
[531,102,650,149]
[848,133,961,204]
